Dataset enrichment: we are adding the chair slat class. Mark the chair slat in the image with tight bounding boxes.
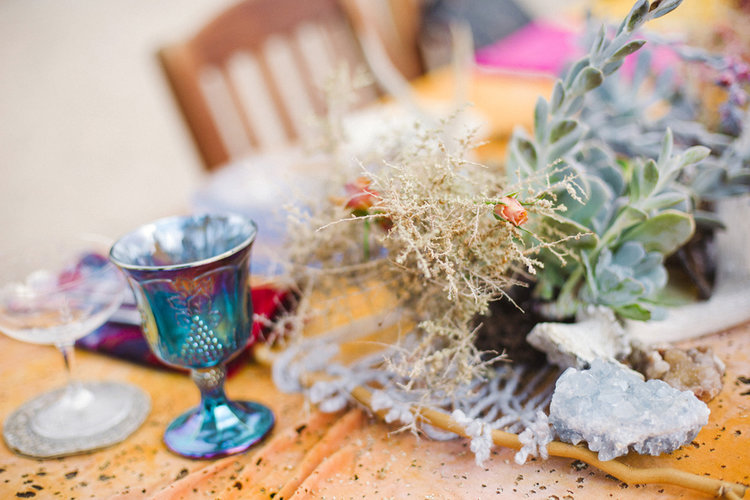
[263,35,318,142]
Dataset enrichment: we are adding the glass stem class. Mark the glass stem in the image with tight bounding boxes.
[191,365,230,415]
[58,342,76,383]
[56,342,92,409]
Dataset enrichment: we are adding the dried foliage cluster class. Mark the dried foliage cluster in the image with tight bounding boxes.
[279,115,568,393]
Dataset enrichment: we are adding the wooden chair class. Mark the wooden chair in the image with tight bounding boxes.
[158,0,385,170]
[341,0,424,82]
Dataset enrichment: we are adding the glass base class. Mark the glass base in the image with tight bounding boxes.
[31,382,131,439]
[164,400,274,459]
[3,381,150,458]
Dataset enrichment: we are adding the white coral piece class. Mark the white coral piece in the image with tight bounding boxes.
[527,305,630,369]
[371,390,414,426]
[514,411,553,465]
[272,331,558,466]
[452,409,493,467]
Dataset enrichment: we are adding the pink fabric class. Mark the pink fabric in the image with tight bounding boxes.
[475,21,680,78]
[475,22,581,75]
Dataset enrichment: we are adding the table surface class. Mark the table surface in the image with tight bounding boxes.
[0,315,749,499]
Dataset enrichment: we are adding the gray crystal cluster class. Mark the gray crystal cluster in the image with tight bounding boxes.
[549,359,709,461]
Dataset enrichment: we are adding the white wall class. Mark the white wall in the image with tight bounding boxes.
[0,0,235,257]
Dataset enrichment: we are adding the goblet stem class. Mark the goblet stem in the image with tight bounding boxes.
[163,364,274,458]
[192,365,231,418]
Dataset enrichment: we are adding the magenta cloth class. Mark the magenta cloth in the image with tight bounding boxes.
[475,22,581,75]
[475,21,680,78]
[76,286,288,375]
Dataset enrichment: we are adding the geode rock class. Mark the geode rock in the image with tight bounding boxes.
[550,359,709,461]
[630,344,725,402]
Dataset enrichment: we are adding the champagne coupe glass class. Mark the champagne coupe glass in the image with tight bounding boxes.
[109,213,274,459]
[0,235,151,458]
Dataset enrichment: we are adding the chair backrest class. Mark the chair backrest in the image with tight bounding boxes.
[341,0,424,82]
[159,0,381,170]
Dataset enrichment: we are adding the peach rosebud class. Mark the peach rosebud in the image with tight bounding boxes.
[494,197,528,226]
[345,177,380,214]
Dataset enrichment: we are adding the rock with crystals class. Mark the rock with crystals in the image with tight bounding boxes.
[549,359,709,461]
[527,305,631,369]
[629,344,725,402]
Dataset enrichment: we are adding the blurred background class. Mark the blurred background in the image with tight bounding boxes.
[0,0,727,255]
[0,0,236,251]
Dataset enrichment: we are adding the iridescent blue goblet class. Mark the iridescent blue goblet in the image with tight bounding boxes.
[109,213,274,458]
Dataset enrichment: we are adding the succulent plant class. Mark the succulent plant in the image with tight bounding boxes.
[581,241,667,320]
[546,130,705,320]
[506,0,685,186]
[576,26,750,218]
[502,0,733,321]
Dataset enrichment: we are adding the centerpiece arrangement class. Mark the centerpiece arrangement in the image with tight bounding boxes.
[257,0,749,496]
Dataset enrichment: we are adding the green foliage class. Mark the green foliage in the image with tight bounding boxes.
[505,0,715,322]
[507,0,680,186]
[556,130,704,320]
[577,21,750,212]
[581,241,667,320]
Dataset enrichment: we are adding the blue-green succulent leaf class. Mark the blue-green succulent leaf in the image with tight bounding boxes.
[550,80,565,113]
[620,209,695,255]
[678,145,711,167]
[614,303,652,320]
[543,215,598,249]
[602,59,626,76]
[570,67,604,97]
[550,119,579,144]
[565,57,592,87]
[583,241,668,311]
[548,124,585,161]
[640,190,688,211]
[592,25,607,55]
[626,0,649,31]
[560,176,614,228]
[517,138,538,169]
[693,210,726,230]
[611,40,646,61]
[534,97,548,144]
[612,240,646,267]
[630,164,642,201]
[657,128,673,166]
[649,0,683,19]
[604,205,648,246]
[641,159,659,197]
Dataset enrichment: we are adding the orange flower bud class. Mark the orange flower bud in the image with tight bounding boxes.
[345,177,380,214]
[494,197,528,226]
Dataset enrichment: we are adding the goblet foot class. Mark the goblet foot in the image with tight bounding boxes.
[164,400,274,459]
[3,381,150,458]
